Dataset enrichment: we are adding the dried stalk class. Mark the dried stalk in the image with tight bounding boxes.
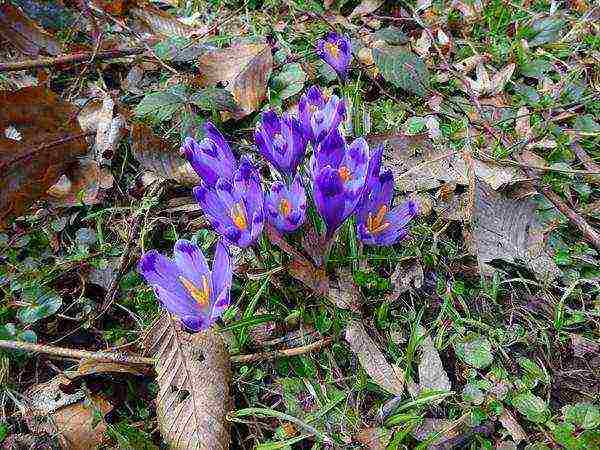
[0,336,333,366]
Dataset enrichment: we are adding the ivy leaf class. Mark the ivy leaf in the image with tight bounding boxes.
[17,288,62,324]
[512,392,550,424]
[189,87,237,112]
[373,46,430,97]
[270,63,306,102]
[529,16,566,47]
[134,85,187,123]
[454,333,493,369]
[563,403,600,430]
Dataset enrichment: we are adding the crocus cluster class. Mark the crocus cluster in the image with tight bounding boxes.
[138,34,414,332]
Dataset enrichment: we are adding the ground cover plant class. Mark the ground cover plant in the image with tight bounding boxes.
[0,0,598,449]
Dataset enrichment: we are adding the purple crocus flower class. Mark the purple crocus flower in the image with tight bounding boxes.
[137,239,232,332]
[193,156,264,248]
[312,130,370,236]
[181,122,236,187]
[298,86,346,144]
[316,33,352,80]
[254,111,307,177]
[265,174,307,233]
[356,170,418,246]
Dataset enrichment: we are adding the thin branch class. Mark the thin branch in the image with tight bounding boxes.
[541,186,600,251]
[0,336,334,365]
[230,336,333,363]
[0,47,145,73]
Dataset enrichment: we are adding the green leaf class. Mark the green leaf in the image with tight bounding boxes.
[373,46,430,97]
[573,115,600,133]
[134,85,187,123]
[374,26,409,45]
[271,63,306,101]
[512,392,550,424]
[17,289,62,324]
[563,403,600,430]
[454,333,493,369]
[189,87,237,112]
[529,16,566,47]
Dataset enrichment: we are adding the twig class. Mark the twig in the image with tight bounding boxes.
[230,336,333,363]
[541,187,600,252]
[0,47,146,73]
[0,339,154,365]
[0,336,334,365]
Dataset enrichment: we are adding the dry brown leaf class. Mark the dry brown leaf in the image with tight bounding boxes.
[0,3,61,56]
[515,106,532,139]
[367,133,522,192]
[131,5,207,38]
[47,157,114,206]
[345,321,404,396]
[75,358,149,380]
[461,63,515,97]
[499,409,527,443]
[267,225,329,296]
[417,325,451,401]
[0,87,88,226]
[355,427,392,449]
[349,0,384,19]
[92,94,125,164]
[570,333,599,358]
[471,180,560,280]
[197,44,273,119]
[412,418,461,446]
[131,123,200,186]
[386,260,424,301]
[51,395,112,450]
[23,375,112,450]
[328,269,362,312]
[143,312,232,450]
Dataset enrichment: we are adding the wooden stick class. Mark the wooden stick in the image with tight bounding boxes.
[0,336,333,366]
[0,47,145,73]
[541,186,600,251]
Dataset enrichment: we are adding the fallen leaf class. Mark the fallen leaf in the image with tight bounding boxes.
[74,358,149,380]
[571,143,600,186]
[471,180,560,280]
[355,427,392,449]
[0,3,61,56]
[51,395,112,450]
[47,157,114,206]
[461,63,515,97]
[131,5,207,38]
[372,45,430,97]
[412,418,458,446]
[349,0,384,19]
[143,312,232,450]
[515,106,532,139]
[570,333,599,358]
[499,409,527,443]
[386,260,423,301]
[345,321,404,396]
[23,375,113,450]
[131,123,200,186]
[91,93,126,164]
[417,325,451,401]
[267,225,329,296]
[197,43,273,118]
[0,87,88,226]
[328,269,362,312]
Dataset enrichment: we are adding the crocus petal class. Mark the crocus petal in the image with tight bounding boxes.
[316,128,346,169]
[173,239,211,288]
[204,121,235,166]
[316,33,353,80]
[153,284,201,320]
[266,176,307,233]
[210,240,232,303]
[181,314,210,332]
[138,251,187,300]
[314,166,347,235]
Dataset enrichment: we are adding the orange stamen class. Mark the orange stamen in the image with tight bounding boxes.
[338,166,352,183]
[231,203,248,230]
[366,205,390,235]
[179,275,210,307]
[325,42,340,59]
[279,198,291,217]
